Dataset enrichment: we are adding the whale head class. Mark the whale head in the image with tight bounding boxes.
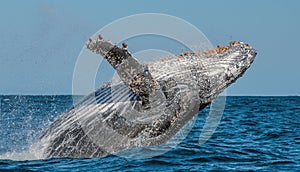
[180,41,257,104]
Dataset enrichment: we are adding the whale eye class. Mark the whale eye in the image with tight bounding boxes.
[144,70,150,78]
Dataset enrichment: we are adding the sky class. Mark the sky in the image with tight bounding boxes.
[0,0,299,96]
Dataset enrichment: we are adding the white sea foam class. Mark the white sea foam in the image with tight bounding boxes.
[0,139,47,161]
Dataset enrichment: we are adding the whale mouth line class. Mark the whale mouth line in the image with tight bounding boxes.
[180,40,254,57]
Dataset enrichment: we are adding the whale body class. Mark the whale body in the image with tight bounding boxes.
[38,36,257,158]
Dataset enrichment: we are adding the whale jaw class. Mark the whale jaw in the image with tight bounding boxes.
[194,41,257,104]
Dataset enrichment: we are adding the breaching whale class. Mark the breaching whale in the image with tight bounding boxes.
[38,35,257,158]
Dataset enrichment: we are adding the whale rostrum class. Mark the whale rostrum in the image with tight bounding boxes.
[38,35,257,158]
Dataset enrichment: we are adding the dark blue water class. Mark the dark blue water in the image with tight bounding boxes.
[0,96,299,171]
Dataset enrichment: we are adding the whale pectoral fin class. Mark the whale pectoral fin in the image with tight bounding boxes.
[86,35,159,106]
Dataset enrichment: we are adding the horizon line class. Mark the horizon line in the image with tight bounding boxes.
[0,94,299,97]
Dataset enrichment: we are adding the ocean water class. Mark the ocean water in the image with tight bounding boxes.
[0,95,299,171]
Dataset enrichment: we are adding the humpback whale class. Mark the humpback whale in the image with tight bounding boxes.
[38,35,257,158]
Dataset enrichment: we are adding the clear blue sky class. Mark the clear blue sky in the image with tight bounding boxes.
[0,0,299,95]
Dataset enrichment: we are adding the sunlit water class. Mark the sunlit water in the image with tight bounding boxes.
[0,96,299,171]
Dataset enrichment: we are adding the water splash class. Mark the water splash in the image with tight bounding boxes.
[0,95,72,161]
[0,143,42,161]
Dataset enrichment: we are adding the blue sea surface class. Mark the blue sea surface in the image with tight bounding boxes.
[0,96,299,171]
